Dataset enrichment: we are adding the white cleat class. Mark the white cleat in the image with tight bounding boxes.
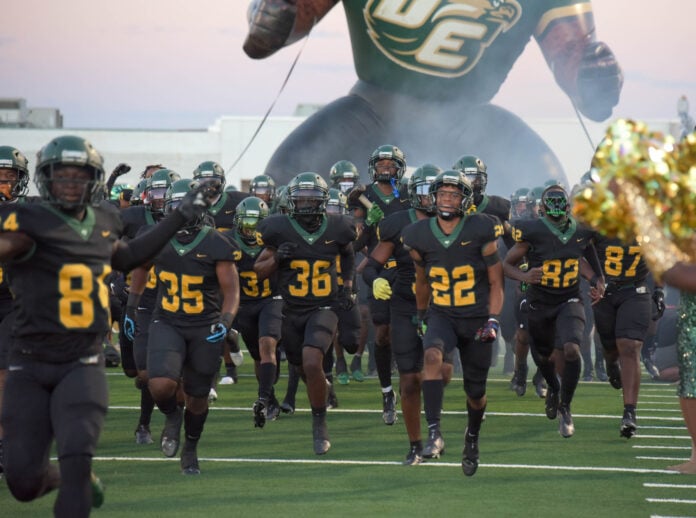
[219,376,235,385]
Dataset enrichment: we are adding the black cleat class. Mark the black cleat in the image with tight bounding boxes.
[135,424,154,445]
[267,394,281,422]
[558,405,575,438]
[253,398,268,428]
[280,399,295,415]
[607,361,622,390]
[404,444,423,466]
[312,414,331,455]
[326,381,339,409]
[180,440,200,475]
[423,428,445,459]
[161,407,184,458]
[532,369,547,399]
[545,389,559,420]
[511,364,528,397]
[595,362,608,382]
[620,408,637,438]
[462,429,479,477]
[382,390,398,425]
[643,357,660,380]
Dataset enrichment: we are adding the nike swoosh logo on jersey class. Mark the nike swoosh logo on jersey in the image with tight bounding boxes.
[325,240,335,245]
[576,238,584,242]
[460,240,472,246]
[196,253,207,258]
[225,210,234,214]
[101,230,111,237]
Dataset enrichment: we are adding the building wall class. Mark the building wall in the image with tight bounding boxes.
[0,116,678,195]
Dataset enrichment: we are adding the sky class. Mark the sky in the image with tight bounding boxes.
[2,0,695,129]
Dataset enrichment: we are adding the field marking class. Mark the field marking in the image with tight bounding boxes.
[638,435,691,440]
[647,498,696,504]
[635,446,692,450]
[90,455,681,474]
[646,483,696,489]
[637,456,689,461]
[641,426,688,431]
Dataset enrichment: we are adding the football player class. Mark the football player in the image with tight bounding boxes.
[249,174,277,206]
[503,185,604,438]
[403,170,504,476]
[349,144,410,425]
[134,179,240,474]
[0,135,209,513]
[223,196,283,427]
[362,164,443,465]
[255,172,356,454]
[329,160,359,194]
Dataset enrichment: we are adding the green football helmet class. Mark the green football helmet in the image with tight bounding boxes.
[408,163,441,213]
[0,145,29,200]
[510,187,531,218]
[224,184,239,193]
[234,196,269,245]
[329,160,359,193]
[164,178,205,229]
[35,135,105,210]
[249,174,277,204]
[271,185,289,214]
[368,144,406,183]
[527,186,545,216]
[193,160,226,196]
[146,168,181,215]
[326,188,348,215]
[131,178,148,205]
[287,172,328,230]
[429,170,474,220]
[451,154,487,195]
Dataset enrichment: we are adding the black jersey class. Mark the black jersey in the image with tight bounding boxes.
[357,183,411,253]
[152,226,238,326]
[257,214,356,309]
[208,191,249,232]
[377,208,421,301]
[475,194,511,224]
[594,235,649,285]
[512,216,598,305]
[402,213,500,318]
[222,229,279,304]
[0,202,122,357]
[120,205,158,239]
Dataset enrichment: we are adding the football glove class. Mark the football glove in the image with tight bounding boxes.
[206,322,228,343]
[372,277,392,300]
[337,285,357,311]
[651,287,666,320]
[576,41,623,121]
[123,305,137,342]
[475,317,500,343]
[275,241,298,261]
[365,203,384,226]
[111,162,131,177]
[226,328,244,366]
[176,184,211,221]
[414,309,427,338]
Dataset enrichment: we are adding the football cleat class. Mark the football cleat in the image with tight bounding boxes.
[280,399,295,415]
[643,357,660,380]
[180,440,200,475]
[382,390,398,425]
[226,364,239,384]
[532,369,547,398]
[607,361,622,390]
[267,393,281,421]
[135,424,154,445]
[326,380,339,409]
[312,414,331,455]
[219,376,235,385]
[208,387,218,403]
[545,389,559,420]
[404,444,423,466]
[335,357,349,385]
[253,398,268,428]
[350,356,365,382]
[423,428,445,459]
[161,407,184,458]
[558,405,575,438]
[91,472,105,508]
[230,350,244,367]
[511,364,528,397]
[462,429,479,477]
[337,372,350,385]
[595,362,608,382]
[620,408,637,439]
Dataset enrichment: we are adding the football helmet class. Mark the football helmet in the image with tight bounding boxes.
[287,172,328,230]
[111,183,134,202]
[146,169,181,215]
[35,135,105,210]
[368,145,406,183]
[527,186,544,217]
[234,196,269,245]
[164,178,205,229]
[249,174,277,204]
[329,160,359,193]
[224,184,239,193]
[429,170,474,220]
[0,145,29,200]
[452,155,487,195]
[540,186,570,220]
[326,188,348,215]
[408,163,441,213]
[193,161,226,196]
[271,185,289,214]
[131,178,148,205]
[510,187,531,218]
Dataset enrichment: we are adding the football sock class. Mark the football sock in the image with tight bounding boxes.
[561,358,581,406]
[374,343,393,388]
[139,385,155,427]
[258,362,276,400]
[467,401,486,437]
[54,455,91,518]
[422,379,444,427]
[184,409,209,442]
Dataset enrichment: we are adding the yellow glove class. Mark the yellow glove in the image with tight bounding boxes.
[373,277,392,300]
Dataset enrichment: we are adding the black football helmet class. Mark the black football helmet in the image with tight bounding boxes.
[540,186,570,221]
[368,145,406,183]
[408,163,441,213]
[452,154,487,195]
[193,161,226,196]
[287,172,328,231]
[0,146,29,201]
[510,187,531,218]
[429,170,474,220]
[35,135,105,211]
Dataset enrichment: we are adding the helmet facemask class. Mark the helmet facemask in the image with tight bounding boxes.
[289,188,326,232]
[541,189,569,222]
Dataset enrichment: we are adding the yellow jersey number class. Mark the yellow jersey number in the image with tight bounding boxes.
[58,263,111,328]
[541,258,579,289]
[429,265,476,307]
[604,245,641,278]
[288,259,331,298]
[158,271,204,314]
[240,271,271,298]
